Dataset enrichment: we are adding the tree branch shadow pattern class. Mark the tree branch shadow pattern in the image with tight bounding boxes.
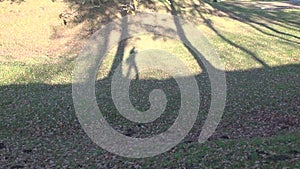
[56,0,299,68]
[203,0,300,45]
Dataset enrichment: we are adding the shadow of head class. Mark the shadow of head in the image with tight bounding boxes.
[130,47,137,54]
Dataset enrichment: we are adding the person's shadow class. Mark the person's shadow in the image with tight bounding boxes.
[126,47,139,80]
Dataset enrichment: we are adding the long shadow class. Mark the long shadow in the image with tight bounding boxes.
[246,22,300,45]
[197,7,270,68]
[166,0,269,68]
[48,0,300,57]
[168,0,210,71]
[107,10,129,78]
[205,0,300,44]
[211,0,300,28]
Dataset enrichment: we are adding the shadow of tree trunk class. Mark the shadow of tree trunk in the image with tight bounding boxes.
[194,0,270,68]
[108,12,129,78]
[204,0,300,44]
[169,0,214,74]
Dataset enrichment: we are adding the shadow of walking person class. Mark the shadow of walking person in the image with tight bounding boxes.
[126,47,139,80]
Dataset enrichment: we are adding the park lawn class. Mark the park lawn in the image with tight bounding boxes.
[0,0,299,168]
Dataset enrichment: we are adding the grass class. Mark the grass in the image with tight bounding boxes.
[0,0,299,168]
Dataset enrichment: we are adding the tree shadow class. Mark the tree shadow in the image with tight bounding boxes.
[196,5,270,68]
[204,0,300,44]
[58,0,163,38]
[1,62,299,168]
[58,0,122,37]
[1,0,299,167]
[54,0,299,139]
[44,0,300,61]
[150,0,270,68]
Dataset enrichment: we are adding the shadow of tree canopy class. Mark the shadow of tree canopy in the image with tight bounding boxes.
[0,63,299,168]
[58,0,161,37]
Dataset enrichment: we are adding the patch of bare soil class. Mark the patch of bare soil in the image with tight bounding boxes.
[0,0,96,61]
